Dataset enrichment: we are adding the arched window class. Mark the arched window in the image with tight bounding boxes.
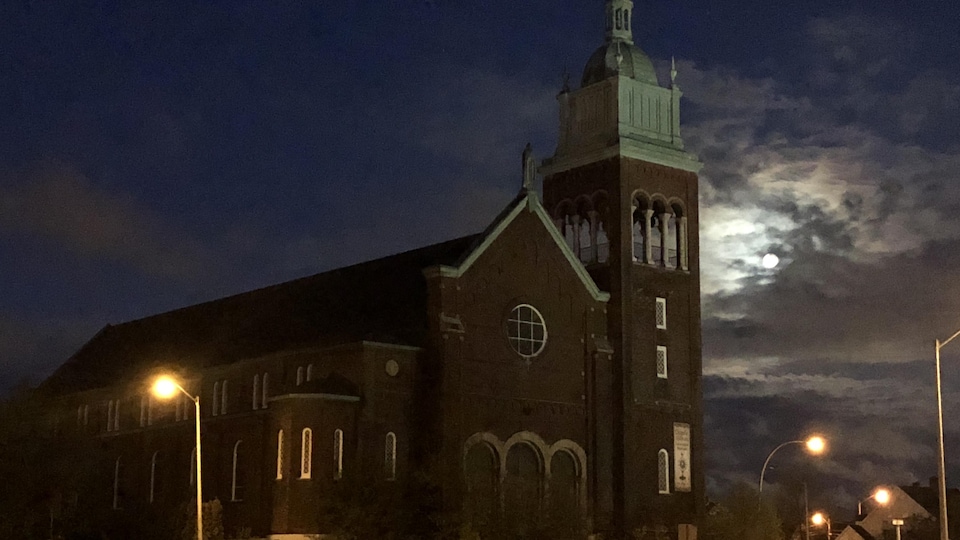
[113,457,122,510]
[658,449,670,494]
[596,222,609,263]
[220,380,228,414]
[665,214,678,268]
[262,373,269,408]
[189,447,197,487]
[107,399,120,432]
[140,396,148,427]
[333,429,344,480]
[650,214,664,265]
[252,375,260,410]
[149,451,160,503]
[549,451,580,529]
[300,428,312,479]
[671,202,687,270]
[276,430,284,480]
[464,442,499,529]
[578,216,592,263]
[385,432,397,481]
[505,444,541,528]
[231,440,244,501]
[563,215,576,253]
[306,364,314,382]
[212,382,220,416]
[632,199,650,262]
[296,367,304,386]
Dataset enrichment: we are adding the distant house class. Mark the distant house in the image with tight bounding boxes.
[835,480,960,540]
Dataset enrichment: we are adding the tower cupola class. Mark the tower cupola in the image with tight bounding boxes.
[582,0,657,87]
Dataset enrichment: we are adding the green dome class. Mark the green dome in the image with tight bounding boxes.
[581,40,658,87]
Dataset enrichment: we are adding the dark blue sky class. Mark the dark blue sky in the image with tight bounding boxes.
[5,0,960,519]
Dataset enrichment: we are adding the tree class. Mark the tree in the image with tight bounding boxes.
[316,470,464,540]
[702,483,784,540]
[180,498,225,540]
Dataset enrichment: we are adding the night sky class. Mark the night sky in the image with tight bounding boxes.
[5,0,960,520]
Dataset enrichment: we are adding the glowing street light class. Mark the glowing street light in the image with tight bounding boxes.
[153,377,178,399]
[152,376,203,540]
[858,487,891,515]
[806,436,826,454]
[811,512,832,540]
[759,435,828,496]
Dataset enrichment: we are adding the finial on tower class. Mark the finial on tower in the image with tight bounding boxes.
[522,143,536,191]
[671,56,677,84]
[605,0,635,44]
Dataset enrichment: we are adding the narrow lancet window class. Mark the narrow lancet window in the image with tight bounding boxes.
[276,430,284,480]
[300,428,312,479]
[231,440,244,501]
[658,449,670,494]
[334,429,344,480]
[385,432,397,481]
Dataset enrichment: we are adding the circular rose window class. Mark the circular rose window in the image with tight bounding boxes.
[507,304,547,358]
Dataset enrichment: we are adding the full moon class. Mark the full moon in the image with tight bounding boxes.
[762,253,780,269]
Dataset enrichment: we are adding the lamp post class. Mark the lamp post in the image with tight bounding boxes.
[892,518,905,540]
[759,436,827,496]
[936,331,960,540]
[153,376,203,540]
[811,511,832,540]
[858,487,891,516]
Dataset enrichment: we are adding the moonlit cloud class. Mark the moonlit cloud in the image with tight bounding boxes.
[678,10,960,508]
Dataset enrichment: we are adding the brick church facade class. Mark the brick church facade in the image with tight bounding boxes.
[38,1,704,538]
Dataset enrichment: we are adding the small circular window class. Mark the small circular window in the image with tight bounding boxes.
[507,304,547,358]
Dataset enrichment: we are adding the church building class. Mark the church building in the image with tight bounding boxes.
[38,1,704,538]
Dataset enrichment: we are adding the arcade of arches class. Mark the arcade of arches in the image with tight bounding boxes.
[552,192,688,270]
[462,433,586,534]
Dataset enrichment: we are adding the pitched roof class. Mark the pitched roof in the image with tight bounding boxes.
[835,524,874,540]
[900,483,960,516]
[40,235,479,396]
[430,189,610,303]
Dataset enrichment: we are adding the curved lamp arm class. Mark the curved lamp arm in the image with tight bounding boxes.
[759,440,805,495]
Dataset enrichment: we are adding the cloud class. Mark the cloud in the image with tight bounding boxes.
[0,161,210,280]
[681,11,960,506]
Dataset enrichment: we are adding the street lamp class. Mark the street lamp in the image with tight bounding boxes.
[892,518,905,540]
[759,435,827,495]
[858,487,891,516]
[935,331,960,540]
[811,511,832,540]
[152,376,203,540]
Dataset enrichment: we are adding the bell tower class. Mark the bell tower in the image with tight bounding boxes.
[541,1,704,537]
